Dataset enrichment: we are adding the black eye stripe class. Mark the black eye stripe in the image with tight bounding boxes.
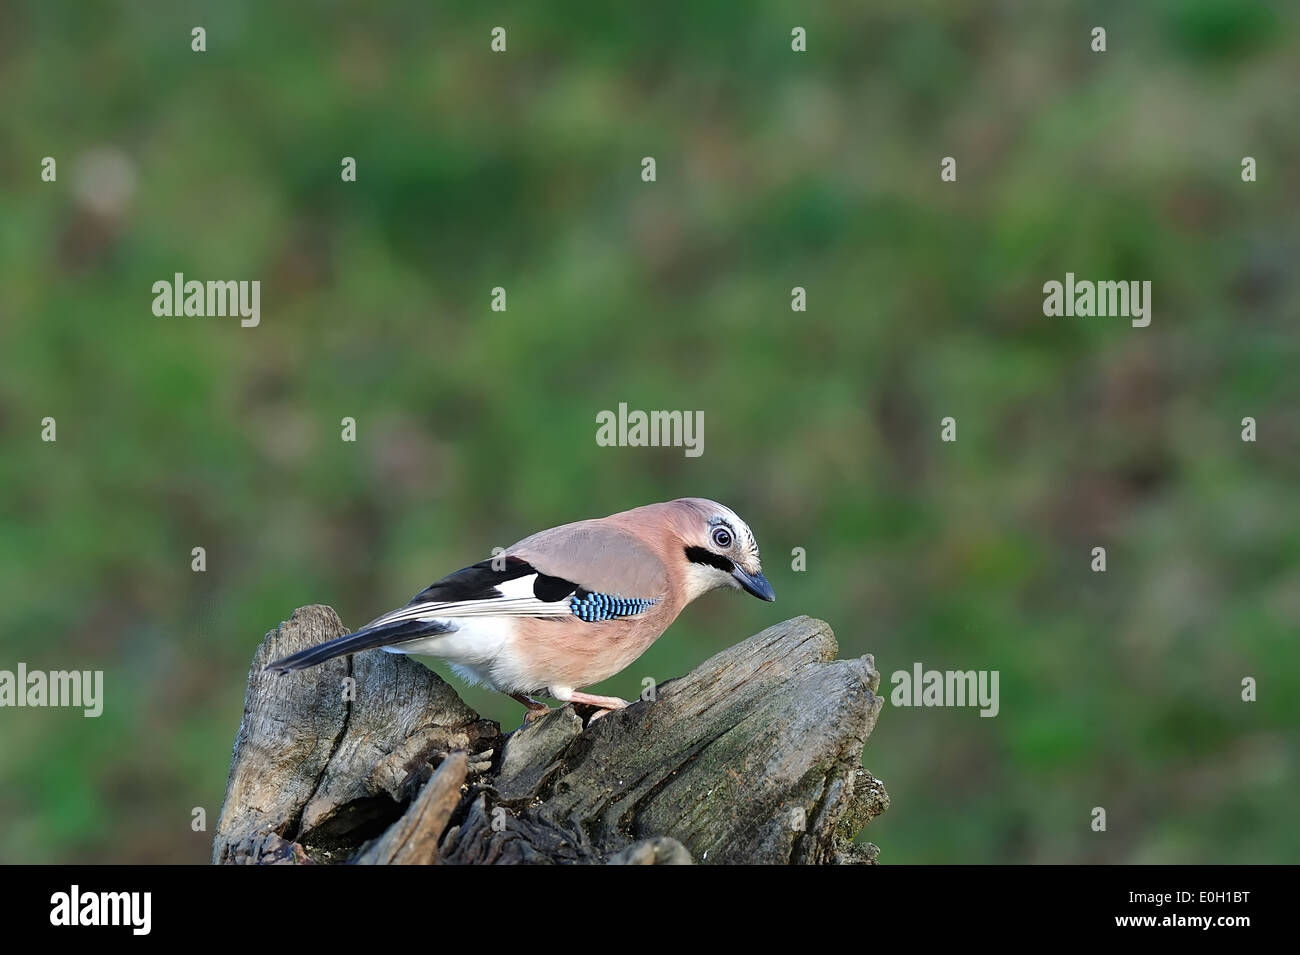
[685,546,734,573]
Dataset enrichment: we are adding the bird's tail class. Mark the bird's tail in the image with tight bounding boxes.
[264,618,453,673]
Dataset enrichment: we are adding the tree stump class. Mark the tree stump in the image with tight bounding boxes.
[212,605,888,865]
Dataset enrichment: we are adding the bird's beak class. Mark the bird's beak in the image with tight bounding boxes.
[733,566,776,602]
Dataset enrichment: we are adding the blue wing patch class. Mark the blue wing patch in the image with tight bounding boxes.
[570,589,657,622]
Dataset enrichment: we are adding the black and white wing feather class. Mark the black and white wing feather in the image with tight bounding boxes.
[264,556,579,673]
[363,556,581,627]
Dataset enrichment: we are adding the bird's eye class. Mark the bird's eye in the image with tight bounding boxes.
[711,526,733,549]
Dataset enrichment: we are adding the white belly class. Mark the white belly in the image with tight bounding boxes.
[380,617,533,694]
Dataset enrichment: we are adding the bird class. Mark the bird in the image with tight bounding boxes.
[265,498,775,723]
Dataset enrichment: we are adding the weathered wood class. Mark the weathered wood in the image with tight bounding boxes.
[212,605,495,864]
[354,751,467,864]
[213,606,888,865]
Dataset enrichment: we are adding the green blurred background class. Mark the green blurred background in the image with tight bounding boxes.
[1,0,1297,863]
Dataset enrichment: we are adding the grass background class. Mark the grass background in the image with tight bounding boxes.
[1,0,1297,863]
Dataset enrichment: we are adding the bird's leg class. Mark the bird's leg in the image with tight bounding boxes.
[510,693,553,727]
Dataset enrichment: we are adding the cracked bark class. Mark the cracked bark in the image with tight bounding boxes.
[212,605,888,865]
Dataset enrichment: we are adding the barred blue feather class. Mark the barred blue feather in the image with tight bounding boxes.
[569,589,657,622]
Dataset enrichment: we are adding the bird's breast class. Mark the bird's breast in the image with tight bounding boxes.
[505,600,681,691]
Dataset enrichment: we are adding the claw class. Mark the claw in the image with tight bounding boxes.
[511,692,553,730]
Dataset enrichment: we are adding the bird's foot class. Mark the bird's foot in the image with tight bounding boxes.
[565,692,630,726]
[511,693,554,730]
[521,706,555,725]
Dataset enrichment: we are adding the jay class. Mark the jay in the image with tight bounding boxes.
[267,498,775,721]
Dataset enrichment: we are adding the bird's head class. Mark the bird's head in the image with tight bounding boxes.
[669,498,775,604]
